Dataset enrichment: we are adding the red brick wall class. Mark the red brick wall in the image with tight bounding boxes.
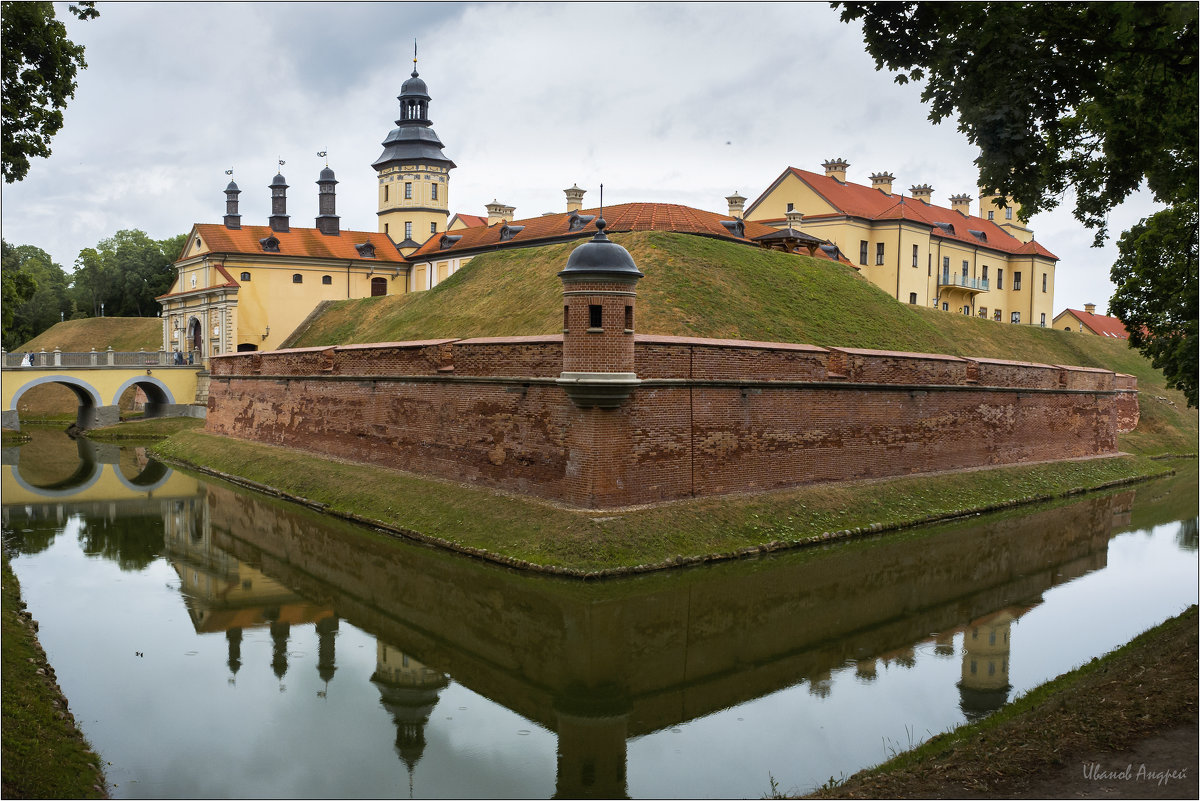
[206,335,1137,509]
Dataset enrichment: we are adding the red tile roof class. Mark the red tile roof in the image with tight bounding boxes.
[407,202,783,260]
[1061,308,1131,339]
[754,168,1059,261]
[190,223,407,263]
[449,213,487,228]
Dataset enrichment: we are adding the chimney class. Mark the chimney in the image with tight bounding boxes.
[486,199,514,225]
[223,180,241,229]
[315,166,340,236]
[725,191,746,219]
[784,208,804,230]
[949,193,972,216]
[822,158,849,182]
[565,184,586,213]
[1084,303,1097,315]
[870,172,895,195]
[909,184,933,203]
[269,172,290,233]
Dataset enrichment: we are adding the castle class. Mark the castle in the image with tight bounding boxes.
[158,60,1058,359]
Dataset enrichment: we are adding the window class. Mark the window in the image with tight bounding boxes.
[786,202,794,212]
[997,269,1004,290]
[292,273,303,284]
[240,271,251,281]
[404,221,413,240]
[563,305,569,331]
[962,260,969,279]
[912,244,919,267]
[1013,271,1022,290]
[875,242,885,265]
[908,292,917,304]
[371,277,387,297]
[431,184,438,201]
[941,302,949,311]
[1040,313,1047,327]
[1042,273,1047,292]
[384,185,389,202]
[859,240,868,265]
[1011,311,1021,324]
[588,304,602,329]
[625,305,634,331]
[981,265,988,281]
[987,210,994,221]
[1005,207,1013,220]
[384,222,389,235]
[941,256,950,284]
[404,182,413,199]
[979,307,987,318]
[322,275,332,285]
[431,222,437,234]
[963,305,971,315]
[994,309,1002,321]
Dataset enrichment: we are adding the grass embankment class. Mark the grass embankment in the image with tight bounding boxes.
[804,605,1199,799]
[153,429,1171,575]
[84,416,204,443]
[2,558,107,799]
[284,231,1195,456]
[14,316,161,354]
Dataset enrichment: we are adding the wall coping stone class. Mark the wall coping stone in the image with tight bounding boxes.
[968,356,1059,369]
[635,334,828,353]
[831,347,968,362]
[455,335,563,345]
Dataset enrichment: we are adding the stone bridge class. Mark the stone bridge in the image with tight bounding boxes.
[1,348,205,431]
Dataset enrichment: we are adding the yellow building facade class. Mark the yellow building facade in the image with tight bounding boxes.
[158,173,408,357]
[744,162,1059,326]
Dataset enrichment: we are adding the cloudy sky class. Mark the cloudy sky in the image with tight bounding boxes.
[4,1,1161,315]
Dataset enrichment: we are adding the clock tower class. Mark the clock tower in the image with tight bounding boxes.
[373,47,455,252]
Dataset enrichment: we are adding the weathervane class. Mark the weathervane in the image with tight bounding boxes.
[225,168,233,176]
[317,150,328,166]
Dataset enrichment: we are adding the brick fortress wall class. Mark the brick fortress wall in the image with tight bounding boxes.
[206,337,1139,509]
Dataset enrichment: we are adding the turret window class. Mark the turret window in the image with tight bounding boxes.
[1006,207,1013,220]
[404,182,413,200]
[431,184,438,201]
[404,221,413,240]
[588,304,602,330]
[625,305,634,331]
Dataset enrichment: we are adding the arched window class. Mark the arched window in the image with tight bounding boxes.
[240,271,251,281]
[371,277,387,296]
[322,275,332,285]
[292,274,303,284]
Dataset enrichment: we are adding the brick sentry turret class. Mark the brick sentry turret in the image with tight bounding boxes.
[556,216,644,408]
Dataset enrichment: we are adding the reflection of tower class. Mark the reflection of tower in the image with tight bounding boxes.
[957,610,1015,721]
[226,627,243,677]
[371,642,449,795]
[316,616,339,693]
[268,611,290,681]
[553,689,630,800]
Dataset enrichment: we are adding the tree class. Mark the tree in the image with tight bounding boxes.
[1108,200,1198,407]
[70,229,184,318]
[1,1,99,183]
[836,1,1198,405]
[1,239,38,345]
[2,242,73,349]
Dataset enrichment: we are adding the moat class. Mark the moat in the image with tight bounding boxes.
[3,427,1196,799]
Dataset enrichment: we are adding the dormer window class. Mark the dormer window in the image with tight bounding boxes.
[499,223,525,242]
[568,212,595,232]
[934,222,956,236]
[355,242,376,258]
[968,229,987,242]
[260,236,280,253]
[719,219,745,238]
[439,234,462,250]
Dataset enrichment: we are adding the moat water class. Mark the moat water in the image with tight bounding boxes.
[3,427,1196,799]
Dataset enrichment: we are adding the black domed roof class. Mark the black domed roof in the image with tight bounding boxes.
[559,218,643,280]
[270,172,288,187]
[400,70,429,100]
[318,166,336,182]
[225,180,240,193]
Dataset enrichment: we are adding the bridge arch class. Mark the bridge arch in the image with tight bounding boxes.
[112,375,177,419]
[8,375,105,430]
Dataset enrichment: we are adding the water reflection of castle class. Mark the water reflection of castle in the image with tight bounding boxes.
[153,480,1135,800]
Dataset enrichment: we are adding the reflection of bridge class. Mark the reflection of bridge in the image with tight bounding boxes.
[1,436,200,505]
[194,481,1129,799]
[1,350,204,431]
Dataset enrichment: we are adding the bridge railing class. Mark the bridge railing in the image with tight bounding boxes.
[1,348,199,369]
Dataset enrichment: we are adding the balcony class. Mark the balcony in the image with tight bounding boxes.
[938,273,990,294]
